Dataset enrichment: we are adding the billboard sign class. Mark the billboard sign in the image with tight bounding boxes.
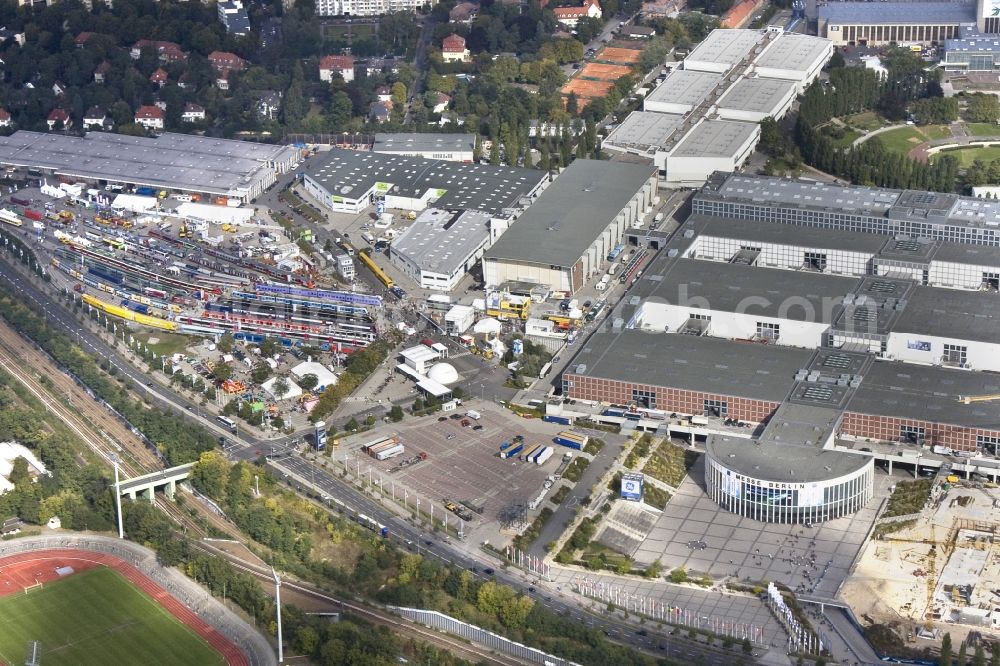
[621,473,644,501]
[721,471,742,498]
[907,340,931,352]
[798,484,824,507]
[987,0,1000,16]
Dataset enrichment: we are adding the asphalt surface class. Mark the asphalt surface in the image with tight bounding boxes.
[0,252,745,666]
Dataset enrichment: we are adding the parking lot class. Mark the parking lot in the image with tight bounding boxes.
[336,406,575,531]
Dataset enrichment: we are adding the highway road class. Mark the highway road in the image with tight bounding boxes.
[0,251,747,666]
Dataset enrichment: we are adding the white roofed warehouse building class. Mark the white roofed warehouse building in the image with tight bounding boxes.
[603,29,832,187]
[483,159,657,294]
[390,208,495,291]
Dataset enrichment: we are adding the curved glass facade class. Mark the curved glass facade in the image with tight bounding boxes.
[704,453,875,523]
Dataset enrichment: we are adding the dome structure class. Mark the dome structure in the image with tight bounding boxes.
[427,362,459,385]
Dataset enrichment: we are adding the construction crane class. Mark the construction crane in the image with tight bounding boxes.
[957,394,1000,405]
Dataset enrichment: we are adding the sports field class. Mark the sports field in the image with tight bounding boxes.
[0,567,225,666]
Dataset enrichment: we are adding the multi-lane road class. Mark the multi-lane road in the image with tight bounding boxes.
[0,251,748,665]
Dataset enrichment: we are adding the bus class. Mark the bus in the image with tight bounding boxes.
[216,415,237,433]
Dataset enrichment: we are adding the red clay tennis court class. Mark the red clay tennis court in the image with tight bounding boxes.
[561,78,614,99]
[0,549,249,666]
[599,46,642,64]
[579,63,634,81]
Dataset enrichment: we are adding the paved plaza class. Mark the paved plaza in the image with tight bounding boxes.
[632,458,904,597]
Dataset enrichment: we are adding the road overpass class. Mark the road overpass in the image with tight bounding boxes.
[119,462,196,502]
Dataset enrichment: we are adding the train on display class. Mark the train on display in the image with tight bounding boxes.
[81,293,178,331]
[0,209,24,227]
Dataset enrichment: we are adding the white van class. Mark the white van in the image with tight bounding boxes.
[362,232,376,244]
[654,212,665,224]
[607,264,620,276]
[175,194,192,202]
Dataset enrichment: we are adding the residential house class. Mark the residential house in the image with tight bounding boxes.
[441,34,470,63]
[319,55,355,83]
[130,40,187,63]
[437,112,466,127]
[369,100,392,123]
[208,50,247,73]
[182,102,206,123]
[177,72,190,89]
[431,91,451,114]
[52,81,66,97]
[621,24,655,38]
[218,0,251,36]
[216,71,231,91]
[375,86,393,103]
[82,106,106,129]
[254,91,282,121]
[74,31,96,48]
[0,109,11,128]
[94,61,111,84]
[149,68,168,87]
[449,2,479,24]
[134,105,165,130]
[47,108,71,131]
[359,56,400,76]
[552,0,602,27]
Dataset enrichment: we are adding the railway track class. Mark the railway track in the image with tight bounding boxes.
[192,540,530,666]
[0,318,161,476]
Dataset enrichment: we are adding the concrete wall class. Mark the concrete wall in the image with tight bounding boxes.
[886,333,1000,372]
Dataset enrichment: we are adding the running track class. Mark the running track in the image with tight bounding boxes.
[0,549,248,666]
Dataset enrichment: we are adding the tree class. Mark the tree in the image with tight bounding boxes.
[759,117,790,157]
[566,92,578,117]
[473,135,483,162]
[251,364,272,384]
[669,567,688,583]
[968,93,1000,123]
[345,417,359,431]
[827,50,845,69]
[742,638,753,654]
[8,457,31,487]
[189,450,231,500]
[489,139,500,165]
[213,363,234,383]
[973,644,986,666]
[281,62,308,127]
[940,633,953,666]
[389,405,404,422]
[644,558,662,579]
[272,378,290,400]
[991,643,1000,666]
[958,641,968,666]
[299,374,319,392]
[217,333,234,353]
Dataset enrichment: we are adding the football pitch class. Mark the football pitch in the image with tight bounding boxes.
[0,567,226,666]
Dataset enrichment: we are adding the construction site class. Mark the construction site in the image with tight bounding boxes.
[842,477,1000,640]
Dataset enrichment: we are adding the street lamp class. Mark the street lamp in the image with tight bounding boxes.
[111,455,124,539]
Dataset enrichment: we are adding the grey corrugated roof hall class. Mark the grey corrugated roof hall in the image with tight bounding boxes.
[484,159,655,268]
[0,130,296,195]
[373,133,475,154]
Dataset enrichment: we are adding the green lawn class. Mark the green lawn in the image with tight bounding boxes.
[325,24,375,41]
[843,111,887,131]
[920,124,952,140]
[134,331,192,357]
[933,144,1000,167]
[873,127,926,155]
[0,567,225,666]
[964,122,1000,137]
[820,126,861,150]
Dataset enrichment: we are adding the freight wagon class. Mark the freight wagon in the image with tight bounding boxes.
[542,415,572,425]
[520,444,540,462]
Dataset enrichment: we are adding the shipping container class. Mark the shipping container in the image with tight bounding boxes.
[501,443,524,459]
[534,447,554,465]
[362,435,400,453]
[554,430,588,450]
[542,415,572,425]
[375,443,405,460]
